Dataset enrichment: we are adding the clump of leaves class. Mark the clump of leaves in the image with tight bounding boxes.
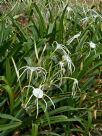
[0,0,102,136]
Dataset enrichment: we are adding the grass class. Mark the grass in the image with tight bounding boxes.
[0,0,102,136]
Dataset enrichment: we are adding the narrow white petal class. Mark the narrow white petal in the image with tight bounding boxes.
[44,94,55,109]
[43,98,47,112]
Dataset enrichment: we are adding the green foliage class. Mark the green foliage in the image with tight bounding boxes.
[0,0,102,136]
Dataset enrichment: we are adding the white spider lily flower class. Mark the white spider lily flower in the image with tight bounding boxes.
[22,85,55,118]
[86,41,97,58]
[59,61,64,69]
[59,61,66,75]
[54,41,71,55]
[66,6,73,13]
[18,66,47,84]
[53,42,74,71]
[72,79,80,96]
[52,41,75,74]
[59,76,80,96]
[67,32,81,45]
[62,54,75,74]
[89,41,96,49]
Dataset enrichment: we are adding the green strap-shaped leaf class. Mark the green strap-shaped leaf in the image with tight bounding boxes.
[58,4,68,42]
[32,123,38,136]
[37,115,83,127]
[0,113,21,122]
[0,122,22,131]
[40,131,61,136]
[34,3,46,37]
[0,84,14,113]
[0,113,22,132]
[6,58,11,84]
[49,106,86,115]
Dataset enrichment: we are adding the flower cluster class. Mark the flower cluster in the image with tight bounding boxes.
[12,40,80,118]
